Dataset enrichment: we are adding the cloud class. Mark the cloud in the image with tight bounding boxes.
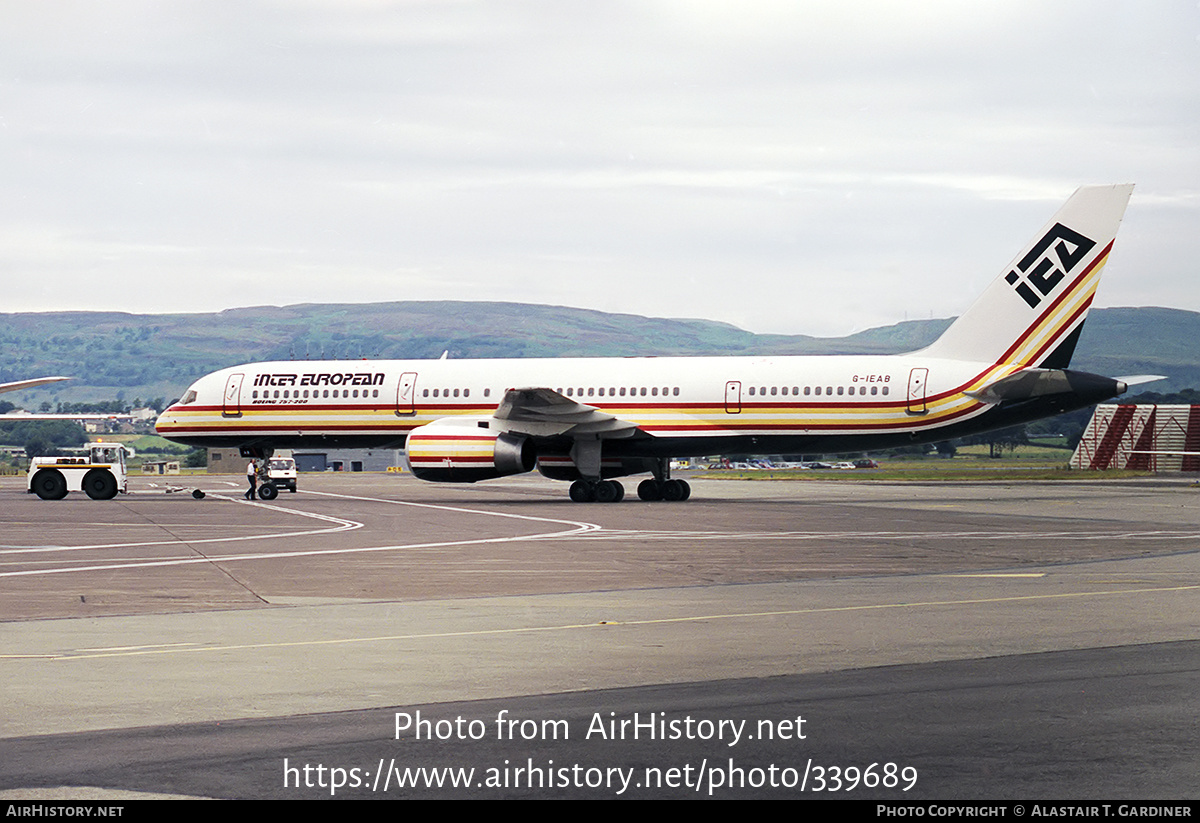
[0,0,1196,336]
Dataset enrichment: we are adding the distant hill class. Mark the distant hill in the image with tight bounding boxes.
[0,303,1194,406]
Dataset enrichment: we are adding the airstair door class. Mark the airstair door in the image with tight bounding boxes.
[906,368,928,415]
[725,381,742,414]
[396,372,418,416]
[222,373,244,418]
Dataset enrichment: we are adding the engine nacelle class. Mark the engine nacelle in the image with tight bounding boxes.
[405,419,536,483]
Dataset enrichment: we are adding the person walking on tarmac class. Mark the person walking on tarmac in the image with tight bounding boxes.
[245,459,258,500]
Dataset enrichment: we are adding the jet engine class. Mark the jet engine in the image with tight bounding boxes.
[405,419,536,482]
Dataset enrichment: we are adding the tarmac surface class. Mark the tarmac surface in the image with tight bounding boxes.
[1,471,1198,799]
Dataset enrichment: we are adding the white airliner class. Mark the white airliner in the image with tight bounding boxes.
[157,184,1135,502]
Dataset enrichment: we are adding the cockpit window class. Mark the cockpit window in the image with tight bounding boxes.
[179,389,198,405]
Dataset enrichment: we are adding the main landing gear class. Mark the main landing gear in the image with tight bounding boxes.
[569,479,625,503]
[636,477,691,502]
[566,458,690,503]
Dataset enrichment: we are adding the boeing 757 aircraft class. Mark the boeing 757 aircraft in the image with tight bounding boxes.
[157,184,1135,502]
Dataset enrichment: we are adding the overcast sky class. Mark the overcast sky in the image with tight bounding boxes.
[2,0,1197,337]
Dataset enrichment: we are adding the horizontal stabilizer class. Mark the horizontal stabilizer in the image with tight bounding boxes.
[1115,374,1166,387]
[966,368,1127,405]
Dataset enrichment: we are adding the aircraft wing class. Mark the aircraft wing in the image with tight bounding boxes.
[0,376,71,395]
[492,387,640,439]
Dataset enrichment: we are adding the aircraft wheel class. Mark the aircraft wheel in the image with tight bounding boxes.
[661,479,687,502]
[82,468,118,500]
[32,469,69,500]
[677,479,691,501]
[594,480,624,503]
[257,483,279,501]
[637,478,662,501]
[192,489,206,499]
[568,480,595,503]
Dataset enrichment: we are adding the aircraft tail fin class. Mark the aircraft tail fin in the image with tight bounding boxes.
[921,184,1134,368]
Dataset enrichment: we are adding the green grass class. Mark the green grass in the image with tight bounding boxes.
[695,458,1154,482]
[953,444,1075,460]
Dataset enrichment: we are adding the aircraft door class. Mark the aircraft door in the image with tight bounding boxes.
[396,372,418,416]
[725,380,742,414]
[906,368,929,415]
[222,373,244,418]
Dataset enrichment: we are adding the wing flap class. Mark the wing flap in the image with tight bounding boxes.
[493,388,639,438]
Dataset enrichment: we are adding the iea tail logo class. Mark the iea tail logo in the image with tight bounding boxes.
[1004,223,1096,308]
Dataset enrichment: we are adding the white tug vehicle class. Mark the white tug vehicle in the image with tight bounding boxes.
[27,442,130,500]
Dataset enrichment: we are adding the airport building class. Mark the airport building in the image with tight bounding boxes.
[208,447,403,473]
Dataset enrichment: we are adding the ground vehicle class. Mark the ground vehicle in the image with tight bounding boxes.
[263,456,297,496]
[27,443,130,500]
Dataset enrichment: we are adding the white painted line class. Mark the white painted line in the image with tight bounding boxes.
[0,490,601,579]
